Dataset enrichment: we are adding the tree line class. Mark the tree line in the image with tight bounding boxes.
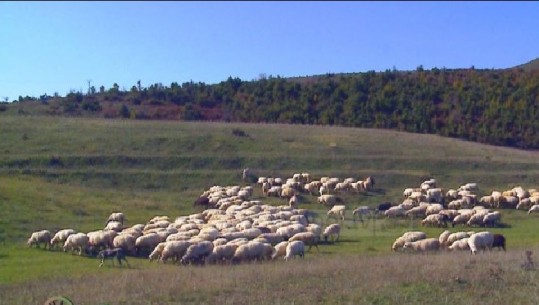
[7,66,539,149]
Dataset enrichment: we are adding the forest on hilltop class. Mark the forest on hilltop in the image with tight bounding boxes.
[3,65,539,149]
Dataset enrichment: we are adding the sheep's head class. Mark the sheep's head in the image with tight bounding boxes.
[403,242,412,249]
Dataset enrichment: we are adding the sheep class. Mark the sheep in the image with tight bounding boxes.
[206,244,238,264]
[284,240,305,261]
[149,242,167,262]
[27,230,52,249]
[289,231,319,252]
[448,238,470,251]
[271,241,289,260]
[327,205,346,221]
[87,230,117,253]
[50,229,76,250]
[482,212,501,227]
[528,204,539,214]
[445,232,472,247]
[63,233,89,255]
[105,221,123,232]
[181,241,214,265]
[425,204,444,216]
[161,240,193,263]
[352,206,372,222]
[391,231,427,251]
[289,195,300,208]
[438,230,451,246]
[452,214,472,227]
[421,214,448,227]
[318,194,342,206]
[403,238,440,253]
[405,205,428,218]
[322,224,341,243]
[135,233,164,256]
[107,212,125,225]
[467,232,494,254]
[232,241,272,263]
[384,206,406,218]
[112,234,136,255]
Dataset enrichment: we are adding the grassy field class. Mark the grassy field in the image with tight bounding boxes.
[1,115,539,304]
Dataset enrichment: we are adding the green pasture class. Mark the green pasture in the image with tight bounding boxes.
[1,115,539,303]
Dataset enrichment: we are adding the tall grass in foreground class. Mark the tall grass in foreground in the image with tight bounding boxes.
[2,249,539,305]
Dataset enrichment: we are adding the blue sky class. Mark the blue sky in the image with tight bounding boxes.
[1,1,538,101]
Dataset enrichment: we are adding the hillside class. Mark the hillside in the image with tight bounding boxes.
[513,57,539,71]
[2,116,539,304]
[2,60,539,150]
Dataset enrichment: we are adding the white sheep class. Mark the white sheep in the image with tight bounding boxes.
[271,241,289,260]
[445,232,472,247]
[112,234,136,255]
[288,231,319,252]
[181,241,214,265]
[63,233,89,255]
[206,244,238,264]
[232,241,272,263]
[322,224,341,243]
[403,238,440,253]
[384,206,406,218]
[448,238,470,251]
[391,231,426,251]
[528,204,539,215]
[327,205,346,221]
[438,230,451,246]
[149,242,167,262]
[161,240,193,263]
[352,206,372,222]
[318,194,341,206]
[50,229,76,250]
[135,233,164,255]
[284,240,305,261]
[27,230,52,249]
[107,212,125,225]
[467,232,494,254]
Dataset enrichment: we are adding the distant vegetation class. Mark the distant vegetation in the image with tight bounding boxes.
[4,59,539,149]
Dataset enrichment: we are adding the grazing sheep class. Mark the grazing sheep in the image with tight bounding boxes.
[384,206,406,218]
[50,229,76,250]
[448,238,470,251]
[135,233,164,256]
[322,224,341,243]
[149,242,167,262]
[206,244,238,264]
[288,232,320,252]
[63,233,89,255]
[284,240,305,261]
[392,231,427,251]
[161,241,193,263]
[403,238,440,253]
[421,214,448,227]
[181,241,214,265]
[352,206,372,222]
[113,234,136,255]
[232,241,272,263]
[528,204,539,215]
[445,232,472,247]
[482,212,501,227]
[318,195,342,206]
[467,232,494,254]
[27,230,52,249]
[105,221,123,232]
[327,205,346,221]
[438,230,451,246]
[271,241,289,260]
[107,212,125,225]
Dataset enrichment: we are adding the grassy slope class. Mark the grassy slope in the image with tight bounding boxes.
[1,115,539,304]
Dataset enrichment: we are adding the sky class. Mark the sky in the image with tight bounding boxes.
[1,1,538,101]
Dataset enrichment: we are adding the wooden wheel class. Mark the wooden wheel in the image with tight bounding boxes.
[43,295,74,305]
